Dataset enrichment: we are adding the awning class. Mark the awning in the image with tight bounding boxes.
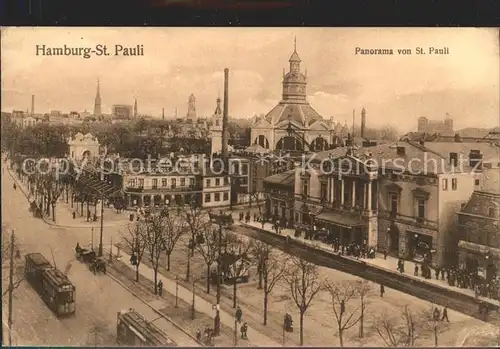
[458,240,500,259]
[315,211,365,228]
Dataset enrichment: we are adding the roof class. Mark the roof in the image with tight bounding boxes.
[262,103,324,127]
[461,190,500,216]
[315,211,365,228]
[263,170,295,186]
[244,144,270,153]
[481,168,500,194]
[422,142,500,164]
[289,50,301,62]
[26,253,51,267]
[118,309,176,346]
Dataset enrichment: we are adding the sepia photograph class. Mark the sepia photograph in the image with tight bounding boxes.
[1,27,499,347]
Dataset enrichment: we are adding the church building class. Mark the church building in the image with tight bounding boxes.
[250,39,348,153]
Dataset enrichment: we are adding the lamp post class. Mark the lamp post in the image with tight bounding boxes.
[175,276,179,308]
[98,196,104,257]
[234,311,238,346]
[191,277,196,320]
[209,211,233,336]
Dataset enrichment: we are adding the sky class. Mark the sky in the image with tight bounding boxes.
[1,27,499,132]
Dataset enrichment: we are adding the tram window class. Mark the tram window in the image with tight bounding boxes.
[58,291,74,302]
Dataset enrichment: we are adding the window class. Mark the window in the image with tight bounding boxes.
[189,178,195,187]
[240,177,248,185]
[475,179,480,186]
[242,164,248,175]
[417,199,426,218]
[224,177,229,185]
[442,178,448,190]
[451,178,458,190]
[204,194,211,203]
[206,179,211,187]
[180,178,186,187]
[320,181,328,202]
[223,192,229,201]
[301,179,309,197]
[162,178,167,187]
[128,179,136,187]
[152,179,158,189]
[390,194,398,216]
[215,193,221,202]
[171,178,176,189]
[138,179,144,188]
[215,178,221,186]
[488,207,497,218]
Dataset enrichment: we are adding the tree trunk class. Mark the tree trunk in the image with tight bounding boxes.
[206,264,211,293]
[153,267,158,294]
[167,253,171,271]
[258,262,263,289]
[80,200,84,216]
[52,203,56,222]
[263,274,268,325]
[300,310,305,346]
[339,327,344,347]
[233,280,237,308]
[135,264,140,282]
[434,326,438,347]
[185,250,191,281]
[263,291,268,325]
[87,201,90,219]
[359,301,364,338]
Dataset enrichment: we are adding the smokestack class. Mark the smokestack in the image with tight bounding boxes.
[222,68,229,162]
[31,95,35,117]
[361,107,366,139]
[162,108,165,121]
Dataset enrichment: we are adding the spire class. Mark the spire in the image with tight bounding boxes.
[134,98,138,118]
[294,35,297,52]
[93,78,102,117]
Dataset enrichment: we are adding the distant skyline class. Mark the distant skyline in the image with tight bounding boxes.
[1,27,498,132]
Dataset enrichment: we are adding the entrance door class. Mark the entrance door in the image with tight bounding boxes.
[388,225,399,255]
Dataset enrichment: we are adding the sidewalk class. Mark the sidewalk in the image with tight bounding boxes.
[239,220,500,308]
[6,168,130,229]
[117,249,281,347]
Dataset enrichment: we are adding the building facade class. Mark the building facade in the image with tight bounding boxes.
[68,132,100,160]
[112,104,133,119]
[201,170,231,209]
[417,116,454,136]
[456,169,499,284]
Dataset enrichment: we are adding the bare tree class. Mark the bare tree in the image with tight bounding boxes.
[380,125,399,141]
[161,211,187,271]
[249,239,268,289]
[87,319,114,346]
[223,232,252,308]
[179,202,209,281]
[260,247,288,325]
[120,223,147,282]
[419,303,450,347]
[355,279,373,338]
[142,214,167,294]
[375,305,419,347]
[195,227,219,294]
[286,256,323,346]
[325,280,362,347]
[250,191,263,217]
[1,229,23,298]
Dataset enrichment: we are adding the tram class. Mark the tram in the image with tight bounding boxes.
[117,308,177,347]
[24,253,76,317]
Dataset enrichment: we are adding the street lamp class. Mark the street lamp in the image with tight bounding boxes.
[175,276,179,308]
[209,211,233,336]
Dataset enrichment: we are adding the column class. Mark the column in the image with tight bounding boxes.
[340,180,345,205]
[351,180,356,208]
[330,177,335,204]
[367,180,372,211]
[150,194,154,206]
[128,194,132,207]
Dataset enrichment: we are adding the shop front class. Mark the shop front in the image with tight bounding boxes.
[407,231,434,263]
[315,210,366,246]
[458,240,499,284]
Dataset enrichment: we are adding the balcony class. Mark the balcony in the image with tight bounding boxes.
[379,210,438,230]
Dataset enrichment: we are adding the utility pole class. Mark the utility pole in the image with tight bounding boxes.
[98,196,104,257]
[191,278,196,320]
[215,223,222,335]
[8,230,15,346]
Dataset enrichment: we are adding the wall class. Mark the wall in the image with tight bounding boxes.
[437,172,481,264]
[202,175,231,208]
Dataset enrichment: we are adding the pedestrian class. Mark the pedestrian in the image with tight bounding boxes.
[241,322,248,339]
[196,329,202,342]
[253,213,257,222]
[441,307,449,322]
[383,249,388,260]
[433,307,441,321]
[414,264,419,276]
[380,284,385,297]
[235,306,243,323]
[157,280,163,296]
[435,267,440,280]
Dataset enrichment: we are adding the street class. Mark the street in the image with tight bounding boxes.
[1,170,199,346]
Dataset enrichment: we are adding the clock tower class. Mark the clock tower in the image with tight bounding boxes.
[281,37,307,104]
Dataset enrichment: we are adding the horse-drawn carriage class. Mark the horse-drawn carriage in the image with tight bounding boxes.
[75,245,106,274]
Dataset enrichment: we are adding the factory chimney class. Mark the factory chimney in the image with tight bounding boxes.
[222,68,229,163]
[361,107,366,139]
[162,108,165,121]
[31,95,35,117]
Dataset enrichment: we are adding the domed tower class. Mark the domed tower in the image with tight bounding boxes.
[281,37,307,104]
[210,97,223,156]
